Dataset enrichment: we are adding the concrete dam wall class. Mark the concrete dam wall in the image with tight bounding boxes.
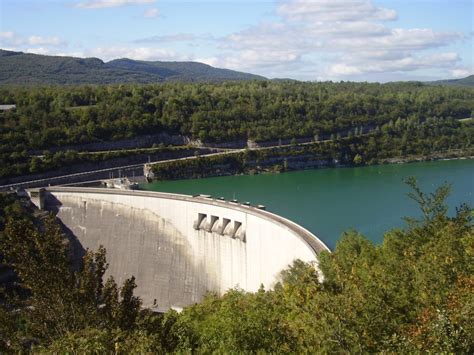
[29,187,329,311]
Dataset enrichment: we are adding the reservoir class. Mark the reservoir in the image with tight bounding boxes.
[141,159,474,250]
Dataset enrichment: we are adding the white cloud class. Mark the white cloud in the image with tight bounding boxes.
[331,28,462,51]
[84,46,188,61]
[328,52,461,76]
[220,50,301,70]
[220,23,316,56]
[194,56,219,67]
[0,31,66,48]
[135,33,198,43]
[24,47,84,58]
[213,0,465,79]
[0,31,15,40]
[307,21,389,38]
[329,64,362,75]
[195,50,309,79]
[451,68,472,78]
[143,8,159,18]
[277,0,397,22]
[76,0,155,9]
[28,35,63,46]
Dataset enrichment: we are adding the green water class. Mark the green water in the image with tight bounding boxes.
[141,159,474,250]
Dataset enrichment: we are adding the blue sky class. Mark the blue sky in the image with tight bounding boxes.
[0,0,472,81]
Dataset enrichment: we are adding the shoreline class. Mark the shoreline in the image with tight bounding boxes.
[141,151,474,186]
[2,148,472,192]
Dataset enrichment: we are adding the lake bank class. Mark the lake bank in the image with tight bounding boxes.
[145,132,473,183]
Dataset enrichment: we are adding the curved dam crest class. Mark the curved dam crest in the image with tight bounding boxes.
[28,187,329,311]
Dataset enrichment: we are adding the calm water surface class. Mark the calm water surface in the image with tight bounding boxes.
[140,159,474,250]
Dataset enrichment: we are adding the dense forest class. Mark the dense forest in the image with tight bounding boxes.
[1,181,472,352]
[150,119,473,180]
[0,81,473,179]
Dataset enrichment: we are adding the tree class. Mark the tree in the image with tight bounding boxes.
[353,153,363,165]
[117,277,141,330]
[0,207,142,349]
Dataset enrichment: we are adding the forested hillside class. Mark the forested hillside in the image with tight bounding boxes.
[0,81,472,179]
[0,49,264,85]
[148,125,474,181]
[428,75,474,87]
[1,182,472,352]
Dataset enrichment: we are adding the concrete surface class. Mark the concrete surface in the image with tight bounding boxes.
[29,187,329,311]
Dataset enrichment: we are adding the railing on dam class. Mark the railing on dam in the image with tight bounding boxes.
[30,186,330,255]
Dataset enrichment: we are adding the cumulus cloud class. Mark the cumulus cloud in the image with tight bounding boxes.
[307,21,389,38]
[84,46,188,61]
[277,0,397,22]
[28,35,63,46]
[143,8,159,18]
[451,68,472,78]
[134,33,199,43]
[0,31,66,47]
[328,52,461,76]
[330,28,462,51]
[23,47,84,58]
[0,31,15,40]
[218,50,301,70]
[212,0,465,79]
[76,0,155,9]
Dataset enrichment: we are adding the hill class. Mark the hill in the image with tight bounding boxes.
[426,75,474,87]
[0,49,265,85]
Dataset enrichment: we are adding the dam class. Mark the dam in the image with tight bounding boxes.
[29,187,329,312]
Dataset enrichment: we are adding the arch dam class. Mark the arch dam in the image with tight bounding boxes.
[28,187,329,312]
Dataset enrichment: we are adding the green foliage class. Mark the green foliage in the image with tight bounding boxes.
[0,198,142,351]
[0,144,186,180]
[404,176,451,225]
[353,153,363,165]
[0,80,473,179]
[0,180,472,353]
[34,328,164,354]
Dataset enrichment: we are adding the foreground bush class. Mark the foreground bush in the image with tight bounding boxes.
[0,180,472,353]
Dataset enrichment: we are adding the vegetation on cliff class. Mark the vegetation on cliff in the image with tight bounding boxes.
[0,182,472,353]
[0,145,190,181]
[149,119,473,180]
[0,81,473,180]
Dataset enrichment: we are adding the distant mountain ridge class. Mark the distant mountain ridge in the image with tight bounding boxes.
[1,49,472,86]
[426,75,474,87]
[0,49,265,85]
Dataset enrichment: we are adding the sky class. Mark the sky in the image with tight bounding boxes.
[0,0,472,81]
